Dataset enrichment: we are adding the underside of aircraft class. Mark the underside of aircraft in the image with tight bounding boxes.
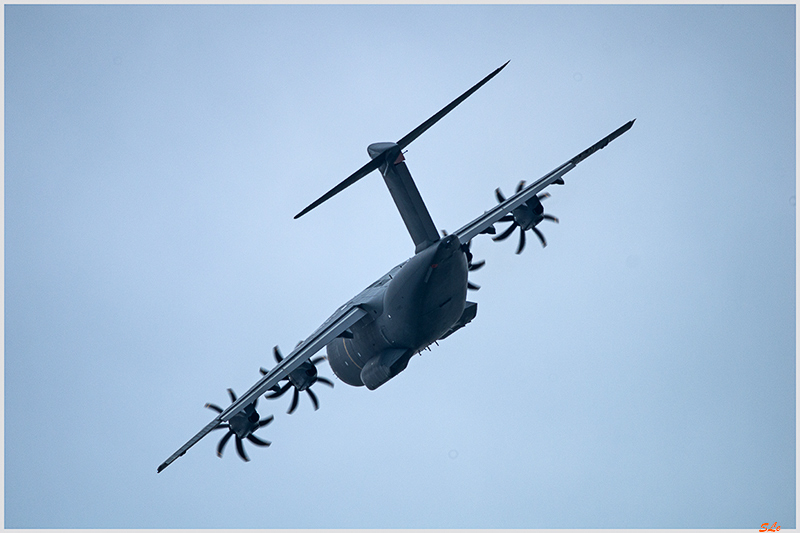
[158,61,634,473]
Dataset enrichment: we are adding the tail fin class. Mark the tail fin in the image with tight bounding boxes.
[294,62,509,221]
[369,143,440,253]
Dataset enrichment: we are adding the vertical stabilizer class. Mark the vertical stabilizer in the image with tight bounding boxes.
[368,144,440,253]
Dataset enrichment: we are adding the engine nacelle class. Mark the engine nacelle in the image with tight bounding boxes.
[512,195,545,230]
[286,360,318,391]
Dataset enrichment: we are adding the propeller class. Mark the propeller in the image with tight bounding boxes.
[261,346,334,414]
[492,180,559,254]
[441,230,484,290]
[464,240,485,290]
[205,388,273,462]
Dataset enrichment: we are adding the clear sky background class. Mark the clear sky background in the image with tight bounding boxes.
[4,4,795,529]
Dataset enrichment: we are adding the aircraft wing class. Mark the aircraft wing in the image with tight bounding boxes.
[454,119,635,245]
[157,303,368,473]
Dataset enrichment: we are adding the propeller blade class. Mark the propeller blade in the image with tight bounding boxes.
[495,188,506,203]
[516,229,526,254]
[306,388,320,411]
[205,403,223,414]
[462,246,474,266]
[247,434,272,447]
[207,388,272,462]
[516,180,526,192]
[498,214,514,222]
[310,355,326,365]
[288,388,300,414]
[217,430,233,458]
[467,281,481,291]
[295,156,384,219]
[266,382,292,399]
[493,222,517,242]
[315,376,335,388]
[396,61,510,151]
[259,367,268,375]
[543,214,559,223]
[469,259,485,271]
[538,192,551,201]
[235,436,250,462]
[533,227,547,248]
[273,346,283,363]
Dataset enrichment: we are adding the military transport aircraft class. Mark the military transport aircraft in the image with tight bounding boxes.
[157,61,634,473]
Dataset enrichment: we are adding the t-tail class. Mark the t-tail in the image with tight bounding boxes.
[294,61,510,253]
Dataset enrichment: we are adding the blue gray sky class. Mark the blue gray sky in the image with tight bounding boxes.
[5,4,795,529]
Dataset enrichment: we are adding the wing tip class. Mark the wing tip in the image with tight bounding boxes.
[294,200,318,219]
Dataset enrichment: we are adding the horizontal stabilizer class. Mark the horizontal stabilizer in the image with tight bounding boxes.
[294,154,383,219]
[395,61,510,151]
[294,61,510,220]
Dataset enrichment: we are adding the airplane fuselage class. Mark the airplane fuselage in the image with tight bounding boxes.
[326,233,468,389]
[324,141,472,390]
